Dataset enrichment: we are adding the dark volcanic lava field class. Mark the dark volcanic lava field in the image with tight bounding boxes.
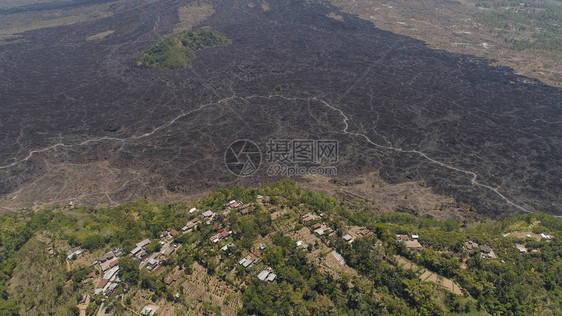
[0,0,560,216]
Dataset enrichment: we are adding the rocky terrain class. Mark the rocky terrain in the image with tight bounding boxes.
[0,0,560,217]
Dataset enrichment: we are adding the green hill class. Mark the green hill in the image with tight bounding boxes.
[138,29,231,69]
[0,180,560,315]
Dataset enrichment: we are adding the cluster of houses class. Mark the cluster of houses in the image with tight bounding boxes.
[396,234,422,249]
[211,226,232,243]
[91,247,126,297]
[464,241,497,259]
[302,212,320,223]
[257,267,277,282]
[312,223,332,236]
[131,239,151,260]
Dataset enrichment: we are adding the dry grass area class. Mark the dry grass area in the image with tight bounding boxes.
[395,255,463,296]
[503,231,541,241]
[298,172,481,223]
[174,1,215,32]
[0,160,208,213]
[329,0,561,87]
[326,12,344,22]
[179,262,241,315]
[86,30,115,41]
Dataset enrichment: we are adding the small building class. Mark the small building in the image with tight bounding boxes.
[136,239,151,249]
[103,265,119,280]
[112,247,124,257]
[396,235,409,242]
[314,228,324,236]
[95,279,109,295]
[202,210,214,218]
[131,246,142,256]
[257,270,270,281]
[266,273,277,282]
[160,244,176,257]
[101,257,119,271]
[220,230,231,239]
[404,240,422,249]
[135,249,148,260]
[312,223,322,229]
[221,243,233,252]
[239,257,254,269]
[229,200,241,208]
[411,234,419,240]
[480,244,496,259]
[147,258,159,271]
[331,251,346,265]
[66,247,83,260]
[259,243,267,251]
[296,241,303,248]
[343,234,353,242]
[189,207,197,213]
[240,208,249,215]
[140,305,159,316]
[480,244,492,253]
[465,241,479,250]
[515,244,528,253]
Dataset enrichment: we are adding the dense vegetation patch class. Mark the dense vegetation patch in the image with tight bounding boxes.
[0,180,560,315]
[138,29,231,69]
[473,0,562,52]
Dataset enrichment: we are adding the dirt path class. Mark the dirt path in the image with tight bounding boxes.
[77,294,90,316]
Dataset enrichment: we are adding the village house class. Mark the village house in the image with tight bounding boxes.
[164,272,180,285]
[331,250,346,265]
[147,258,159,271]
[99,251,115,263]
[480,244,496,259]
[239,256,255,269]
[141,305,159,316]
[136,239,151,248]
[396,234,409,242]
[240,208,249,215]
[465,241,479,250]
[201,210,214,221]
[258,267,277,282]
[66,247,83,260]
[182,218,199,231]
[221,242,233,252]
[228,200,241,208]
[404,240,423,249]
[358,228,373,237]
[343,234,353,243]
[160,243,176,257]
[101,257,119,271]
[515,244,528,253]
